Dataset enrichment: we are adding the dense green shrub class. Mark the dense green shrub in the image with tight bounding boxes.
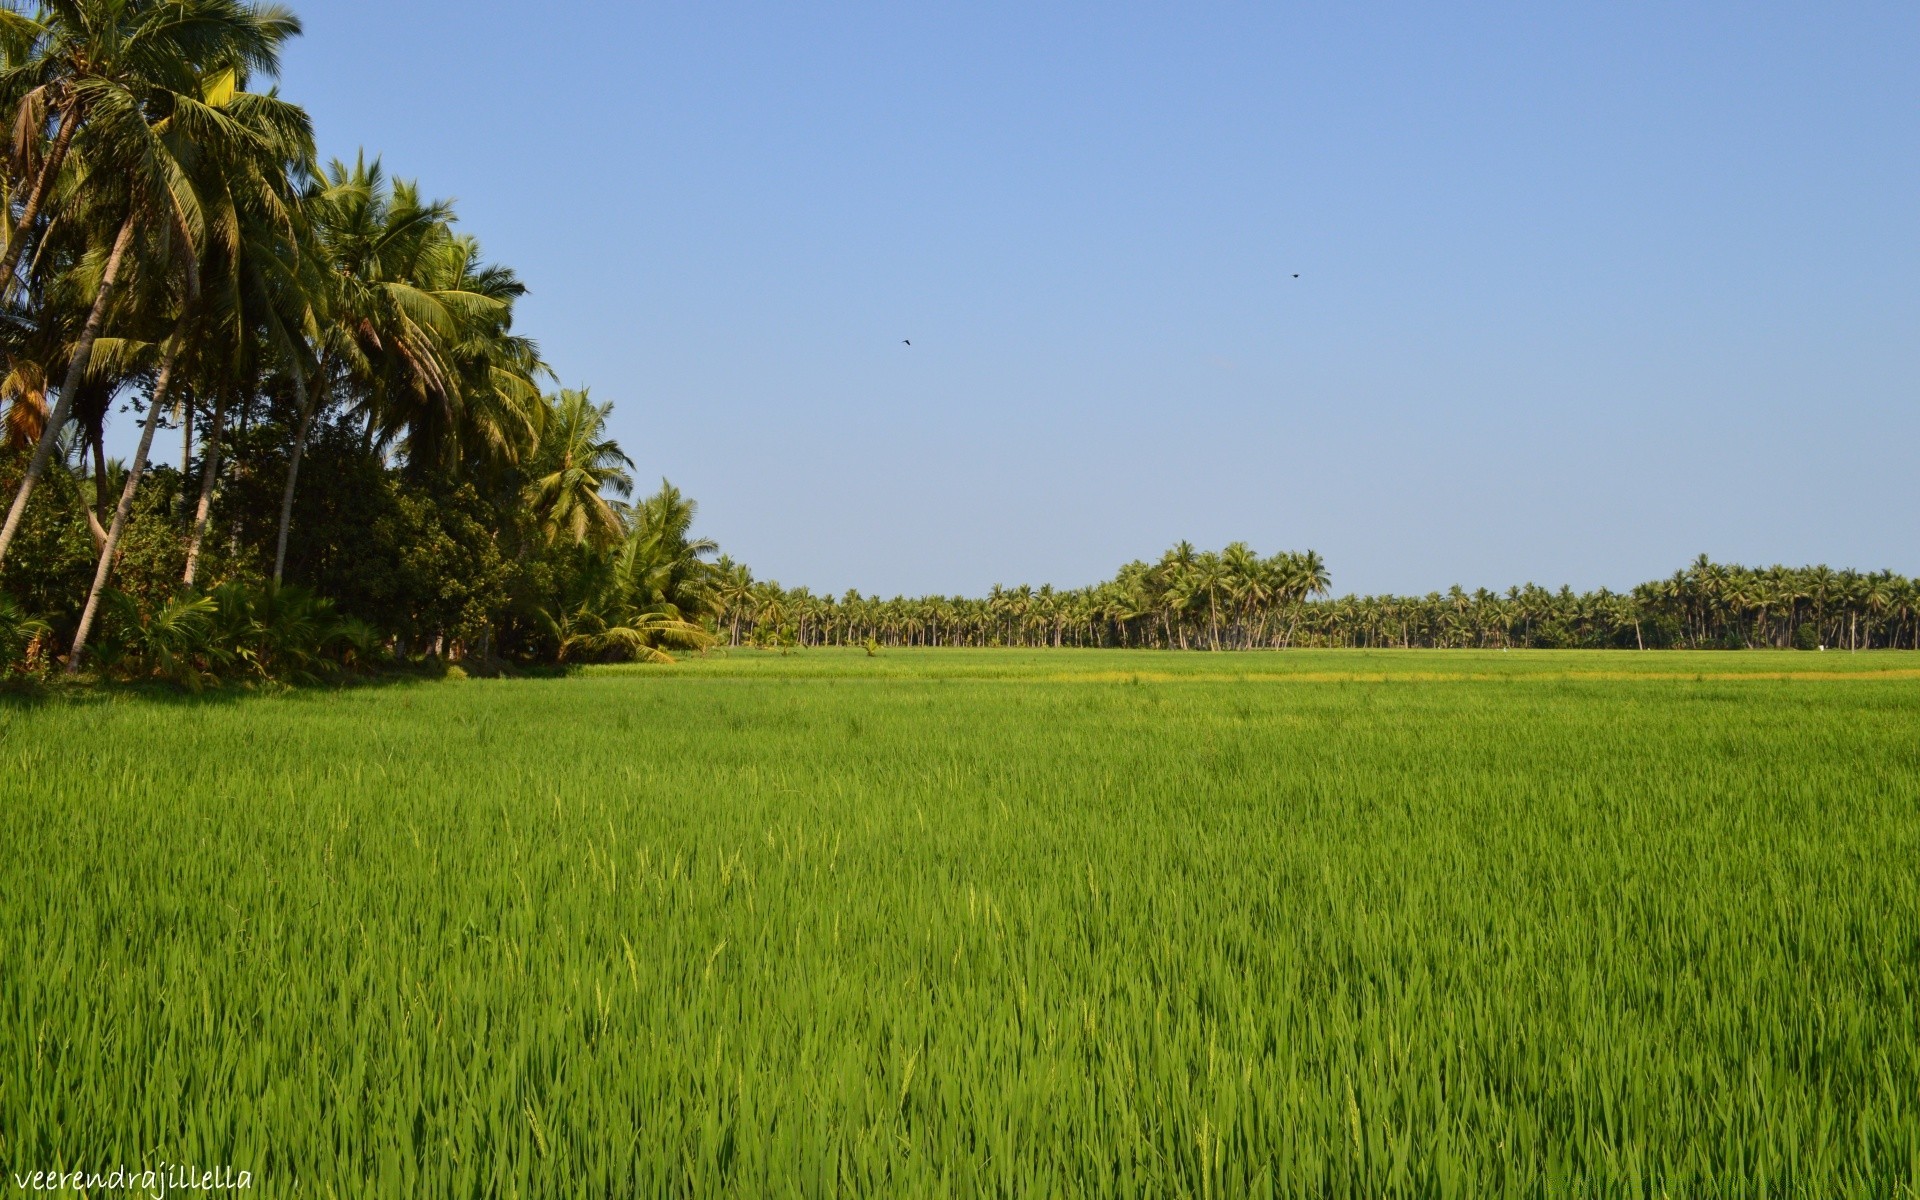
[87,581,384,688]
[0,450,94,638]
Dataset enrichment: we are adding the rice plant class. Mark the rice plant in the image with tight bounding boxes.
[3,649,1916,1197]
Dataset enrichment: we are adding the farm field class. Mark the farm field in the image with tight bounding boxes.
[4,649,1919,1197]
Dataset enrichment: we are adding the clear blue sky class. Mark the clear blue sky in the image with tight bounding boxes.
[269,1,1917,597]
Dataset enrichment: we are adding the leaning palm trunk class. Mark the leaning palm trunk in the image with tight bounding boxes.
[0,100,81,305]
[181,389,228,586]
[272,366,320,585]
[88,430,113,540]
[0,213,139,567]
[68,340,182,672]
[83,433,110,551]
[178,393,191,490]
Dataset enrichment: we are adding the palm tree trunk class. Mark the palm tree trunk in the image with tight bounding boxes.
[0,99,82,304]
[89,428,111,534]
[182,389,228,586]
[68,342,181,672]
[85,432,109,551]
[0,212,138,567]
[273,364,323,586]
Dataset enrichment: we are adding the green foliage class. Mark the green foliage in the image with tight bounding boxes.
[98,465,190,609]
[0,590,50,674]
[373,483,512,655]
[523,388,632,548]
[2,391,722,681]
[84,581,380,687]
[0,451,93,631]
[521,481,721,665]
[218,581,378,682]
[211,418,512,656]
[5,650,1918,1194]
[91,589,220,686]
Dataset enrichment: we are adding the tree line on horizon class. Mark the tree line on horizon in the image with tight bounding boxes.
[712,551,1920,654]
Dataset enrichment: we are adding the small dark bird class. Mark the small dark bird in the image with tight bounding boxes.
[1292,274,1300,278]
[903,339,911,346]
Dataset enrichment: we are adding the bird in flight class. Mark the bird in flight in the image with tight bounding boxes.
[1292,273,1300,278]
[902,339,912,346]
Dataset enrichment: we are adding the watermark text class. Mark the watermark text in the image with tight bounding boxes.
[13,1162,251,1198]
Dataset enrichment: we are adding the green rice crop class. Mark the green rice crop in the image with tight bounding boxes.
[4,650,1918,1197]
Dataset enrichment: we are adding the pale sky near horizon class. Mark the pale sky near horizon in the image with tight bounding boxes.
[245,2,1917,597]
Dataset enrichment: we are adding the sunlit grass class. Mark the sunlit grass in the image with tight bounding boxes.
[4,650,1918,1196]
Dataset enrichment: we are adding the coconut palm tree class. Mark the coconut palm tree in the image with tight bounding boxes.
[388,230,543,477]
[181,92,313,585]
[622,479,718,621]
[268,156,419,581]
[524,388,631,549]
[711,555,755,645]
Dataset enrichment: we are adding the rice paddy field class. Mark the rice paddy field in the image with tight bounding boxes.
[4,649,1919,1197]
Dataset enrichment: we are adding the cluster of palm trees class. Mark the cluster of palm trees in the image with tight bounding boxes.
[712,543,1334,650]
[713,551,1920,652]
[0,0,319,670]
[1285,558,1920,651]
[527,458,718,665]
[0,1,713,679]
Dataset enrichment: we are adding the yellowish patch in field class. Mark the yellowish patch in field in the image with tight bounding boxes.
[1043,668,1920,684]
